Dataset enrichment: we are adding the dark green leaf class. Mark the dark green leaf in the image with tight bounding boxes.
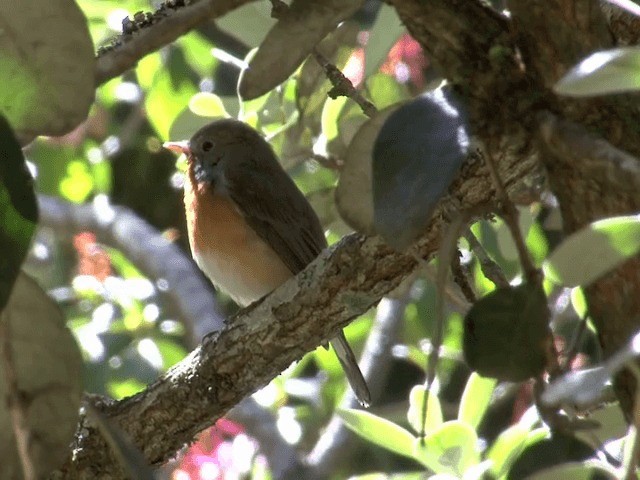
[372,87,469,250]
[463,283,549,382]
[508,433,596,479]
[0,115,37,309]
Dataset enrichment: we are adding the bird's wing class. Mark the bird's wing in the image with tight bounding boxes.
[224,147,327,274]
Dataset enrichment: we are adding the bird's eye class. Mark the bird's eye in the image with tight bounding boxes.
[202,140,213,152]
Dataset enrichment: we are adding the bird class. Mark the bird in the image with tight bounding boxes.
[164,118,371,406]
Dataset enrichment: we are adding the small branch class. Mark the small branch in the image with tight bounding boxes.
[451,248,476,303]
[311,49,378,118]
[0,319,36,480]
[483,152,538,283]
[463,228,509,289]
[268,0,377,119]
[95,0,256,86]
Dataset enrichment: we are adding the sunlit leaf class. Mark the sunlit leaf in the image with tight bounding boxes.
[457,373,496,429]
[145,57,197,140]
[59,160,94,203]
[189,92,229,118]
[338,408,416,459]
[407,384,443,434]
[543,215,640,286]
[555,47,640,97]
[413,421,480,475]
[366,73,410,109]
[486,423,530,478]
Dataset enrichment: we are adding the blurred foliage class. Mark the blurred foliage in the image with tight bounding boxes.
[9,0,640,479]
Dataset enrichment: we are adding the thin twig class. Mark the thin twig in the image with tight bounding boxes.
[311,49,378,118]
[463,228,509,288]
[483,153,538,282]
[268,0,377,119]
[95,0,254,86]
[0,318,36,480]
[450,248,476,303]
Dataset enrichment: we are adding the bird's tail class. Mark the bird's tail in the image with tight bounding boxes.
[330,331,371,407]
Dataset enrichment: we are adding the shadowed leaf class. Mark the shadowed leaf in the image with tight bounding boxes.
[372,87,469,250]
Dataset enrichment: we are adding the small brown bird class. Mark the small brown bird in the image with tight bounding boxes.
[164,119,371,406]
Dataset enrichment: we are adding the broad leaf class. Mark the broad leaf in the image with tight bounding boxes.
[0,0,94,137]
[372,87,469,250]
[239,0,364,100]
[407,384,443,434]
[457,373,496,429]
[544,215,640,286]
[0,116,37,310]
[486,423,530,478]
[336,104,401,235]
[338,408,416,460]
[413,421,480,476]
[555,47,640,96]
[0,273,83,478]
[463,283,549,382]
[364,5,406,77]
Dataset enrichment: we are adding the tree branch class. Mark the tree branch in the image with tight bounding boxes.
[52,138,538,477]
[95,0,257,86]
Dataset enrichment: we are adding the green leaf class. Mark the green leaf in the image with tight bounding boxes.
[145,57,197,140]
[59,160,94,203]
[463,283,549,382]
[321,96,349,141]
[189,92,229,118]
[105,248,144,279]
[337,408,416,459]
[154,338,189,370]
[366,73,410,109]
[458,373,497,429]
[555,47,640,97]
[407,384,443,434]
[570,287,588,319]
[413,421,480,476]
[0,115,37,309]
[543,215,640,286]
[364,5,406,77]
[0,0,95,136]
[486,423,530,478]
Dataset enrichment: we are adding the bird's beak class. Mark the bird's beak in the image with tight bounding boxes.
[163,141,191,156]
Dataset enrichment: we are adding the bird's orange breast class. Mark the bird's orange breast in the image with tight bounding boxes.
[184,171,293,307]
